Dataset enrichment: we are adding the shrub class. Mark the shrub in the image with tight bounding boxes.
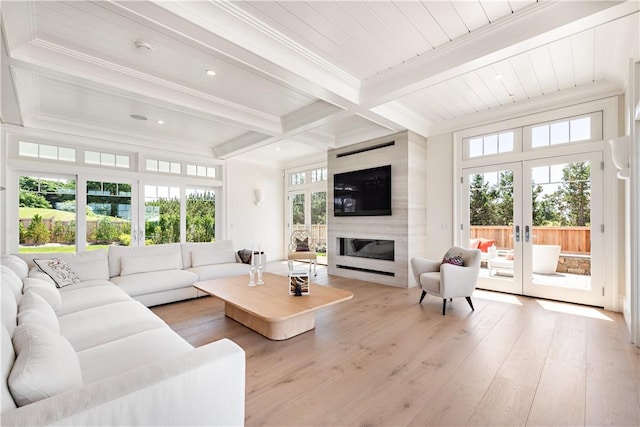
[118,233,131,246]
[26,214,50,246]
[19,222,26,244]
[94,217,119,244]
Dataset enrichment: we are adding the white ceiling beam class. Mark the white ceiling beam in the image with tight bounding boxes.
[370,102,432,137]
[142,0,360,107]
[361,1,638,108]
[282,100,344,134]
[213,131,272,159]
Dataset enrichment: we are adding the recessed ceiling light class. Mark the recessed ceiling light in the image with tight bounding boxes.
[130,114,148,121]
[494,74,503,80]
[157,119,164,125]
[205,69,216,77]
[275,147,280,151]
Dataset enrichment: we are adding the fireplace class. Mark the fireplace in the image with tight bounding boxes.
[338,238,394,261]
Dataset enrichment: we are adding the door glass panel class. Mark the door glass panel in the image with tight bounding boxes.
[86,181,131,249]
[530,161,591,290]
[19,176,76,254]
[468,169,516,282]
[144,185,180,245]
[291,193,305,231]
[311,191,327,264]
[186,188,215,242]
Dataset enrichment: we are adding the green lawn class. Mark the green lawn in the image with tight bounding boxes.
[19,244,112,254]
[19,207,77,221]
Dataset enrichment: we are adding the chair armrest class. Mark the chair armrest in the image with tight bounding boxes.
[2,339,245,427]
[410,257,441,285]
[440,264,480,298]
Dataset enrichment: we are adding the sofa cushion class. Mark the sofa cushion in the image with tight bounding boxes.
[17,291,60,334]
[21,250,110,281]
[110,270,198,297]
[181,240,235,269]
[77,328,193,384]
[191,249,236,267]
[120,252,181,276]
[1,286,18,335]
[108,243,182,277]
[28,267,56,284]
[1,256,29,279]
[9,323,83,407]
[58,301,168,352]
[1,326,17,411]
[22,277,62,311]
[33,258,80,288]
[187,263,251,281]
[56,283,131,316]
[1,265,24,301]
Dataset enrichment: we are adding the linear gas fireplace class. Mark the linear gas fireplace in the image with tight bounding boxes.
[338,238,394,261]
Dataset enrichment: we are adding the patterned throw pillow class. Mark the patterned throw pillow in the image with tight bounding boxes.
[33,258,80,288]
[442,250,464,267]
[295,238,310,252]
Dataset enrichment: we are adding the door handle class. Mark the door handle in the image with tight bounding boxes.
[525,225,530,243]
[515,225,520,242]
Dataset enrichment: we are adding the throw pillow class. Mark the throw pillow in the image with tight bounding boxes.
[9,323,83,407]
[17,291,60,334]
[295,238,310,252]
[477,238,496,253]
[468,238,480,250]
[442,249,464,267]
[22,278,62,311]
[33,258,80,288]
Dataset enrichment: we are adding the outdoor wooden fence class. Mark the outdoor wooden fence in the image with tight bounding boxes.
[293,224,327,247]
[470,225,590,254]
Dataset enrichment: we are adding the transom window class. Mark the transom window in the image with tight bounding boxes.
[19,141,75,162]
[310,168,328,183]
[186,164,216,178]
[86,150,130,169]
[146,159,181,174]
[290,172,306,186]
[468,132,515,158]
[531,116,591,148]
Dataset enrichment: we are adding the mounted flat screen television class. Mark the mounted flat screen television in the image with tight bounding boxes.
[334,165,392,216]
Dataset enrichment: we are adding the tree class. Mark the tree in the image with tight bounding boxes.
[146,198,180,244]
[26,214,50,246]
[186,193,215,242]
[469,174,497,225]
[494,170,514,225]
[19,191,51,208]
[557,162,591,226]
[94,217,120,244]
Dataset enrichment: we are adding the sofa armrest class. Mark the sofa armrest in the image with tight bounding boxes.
[440,263,479,298]
[410,257,441,285]
[2,339,245,426]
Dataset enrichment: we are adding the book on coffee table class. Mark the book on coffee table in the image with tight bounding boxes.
[289,270,309,295]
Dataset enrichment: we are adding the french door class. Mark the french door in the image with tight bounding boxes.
[287,190,327,263]
[462,152,604,306]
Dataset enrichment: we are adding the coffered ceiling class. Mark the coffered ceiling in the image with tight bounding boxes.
[1,1,638,166]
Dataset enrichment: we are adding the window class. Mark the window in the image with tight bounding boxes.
[186,188,215,242]
[146,159,181,174]
[310,168,328,183]
[144,185,181,244]
[290,172,306,186]
[19,141,76,162]
[186,163,216,178]
[530,113,600,148]
[85,150,130,168]
[468,132,515,158]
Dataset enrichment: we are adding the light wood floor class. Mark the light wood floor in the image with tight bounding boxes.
[152,271,640,426]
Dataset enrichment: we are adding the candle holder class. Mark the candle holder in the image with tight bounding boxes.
[256,260,264,285]
[248,264,256,287]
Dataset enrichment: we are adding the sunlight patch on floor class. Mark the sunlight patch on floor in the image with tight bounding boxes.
[473,289,523,305]
[536,299,613,321]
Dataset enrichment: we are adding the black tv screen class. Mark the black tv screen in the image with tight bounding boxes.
[334,165,391,216]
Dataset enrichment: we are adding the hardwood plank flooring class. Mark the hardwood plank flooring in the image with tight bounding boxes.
[152,272,640,426]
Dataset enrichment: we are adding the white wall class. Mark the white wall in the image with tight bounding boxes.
[425,132,455,260]
[224,158,284,261]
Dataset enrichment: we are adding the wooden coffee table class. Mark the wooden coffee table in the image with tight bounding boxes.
[194,272,353,340]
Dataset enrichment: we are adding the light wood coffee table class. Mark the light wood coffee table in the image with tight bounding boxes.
[194,272,353,340]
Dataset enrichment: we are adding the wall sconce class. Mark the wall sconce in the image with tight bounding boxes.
[609,135,630,180]
[254,188,266,205]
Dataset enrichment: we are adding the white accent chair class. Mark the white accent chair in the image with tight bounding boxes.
[411,247,482,315]
[287,229,318,276]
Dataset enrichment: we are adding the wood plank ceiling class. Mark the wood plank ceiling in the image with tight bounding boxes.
[1,1,638,165]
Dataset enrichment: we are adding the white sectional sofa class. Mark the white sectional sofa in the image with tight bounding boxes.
[1,240,251,426]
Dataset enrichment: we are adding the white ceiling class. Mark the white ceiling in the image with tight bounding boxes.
[1,1,639,166]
